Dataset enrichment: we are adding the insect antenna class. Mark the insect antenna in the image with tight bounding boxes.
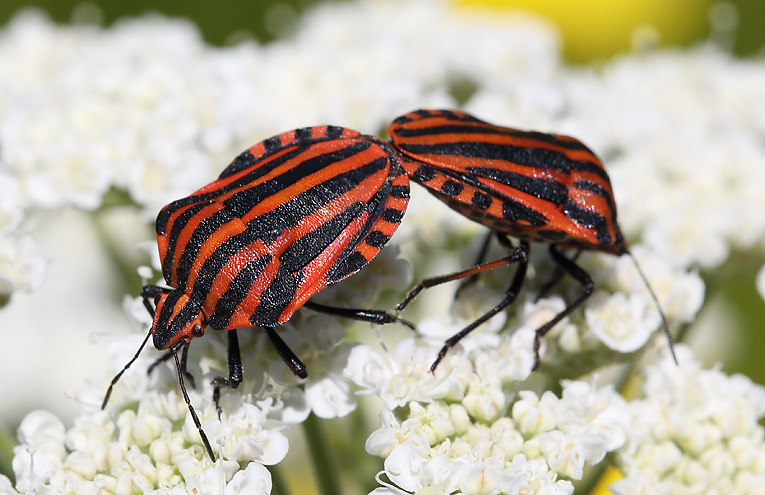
[626,249,679,365]
[101,326,152,409]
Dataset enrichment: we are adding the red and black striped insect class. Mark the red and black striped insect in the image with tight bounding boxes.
[387,109,676,371]
[103,126,412,461]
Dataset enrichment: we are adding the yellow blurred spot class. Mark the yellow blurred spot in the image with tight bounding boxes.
[592,466,624,494]
[456,0,712,63]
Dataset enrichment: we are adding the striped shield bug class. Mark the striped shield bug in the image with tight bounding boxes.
[103,126,412,461]
[387,109,676,372]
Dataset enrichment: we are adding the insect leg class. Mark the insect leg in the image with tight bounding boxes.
[141,285,172,317]
[396,239,527,313]
[535,248,582,301]
[303,300,415,330]
[430,239,529,372]
[531,244,594,372]
[453,230,494,299]
[146,351,174,374]
[212,329,243,418]
[265,327,307,379]
[172,343,215,462]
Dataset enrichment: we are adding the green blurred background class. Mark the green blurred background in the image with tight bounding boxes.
[2,0,765,62]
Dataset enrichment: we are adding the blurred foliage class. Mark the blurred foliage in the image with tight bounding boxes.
[3,0,765,61]
[0,0,325,45]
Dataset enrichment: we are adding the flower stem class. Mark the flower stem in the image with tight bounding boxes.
[270,464,290,495]
[302,413,342,495]
[0,426,14,483]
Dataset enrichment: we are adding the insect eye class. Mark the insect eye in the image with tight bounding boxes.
[192,324,203,337]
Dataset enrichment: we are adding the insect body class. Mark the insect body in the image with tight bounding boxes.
[103,126,411,461]
[388,109,675,371]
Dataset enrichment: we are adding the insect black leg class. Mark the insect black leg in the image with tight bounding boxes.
[102,326,153,409]
[535,249,582,301]
[265,327,307,379]
[396,239,527,313]
[147,351,174,373]
[430,239,529,372]
[212,329,243,419]
[453,230,494,299]
[145,342,197,387]
[171,342,215,462]
[531,244,594,372]
[303,300,416,330]
[141,285,172,317]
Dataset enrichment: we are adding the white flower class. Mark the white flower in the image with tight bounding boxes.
[224,462,272,495]
[557,378,630,452]
[512,391,559,437]
[345,338,471,408]
[212,402,289,464]
[11,411,66,492]
[403,402,455,447]
[757,264,765,302]
[366,409,406,459]
[585,291,659,353]
[0,234,46,296]
[490,325,537,382]
[0,475,18,495]
[459,459,522,495]
[302,343,358,419]
[537,430,587,480]
[381,443,466,495]
[0,171,23,232]
[505,454,573,495]
[602,247,705,324]
[462,375,506,423]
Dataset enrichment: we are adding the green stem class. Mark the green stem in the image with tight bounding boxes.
[303,413,342,495]
[270,463,290,495]
[0,425,15,484]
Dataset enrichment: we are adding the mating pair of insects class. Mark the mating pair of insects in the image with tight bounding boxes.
[102,109,676,462]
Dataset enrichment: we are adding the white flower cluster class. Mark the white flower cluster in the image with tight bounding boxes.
[362,372,630,494]
[612,347,765,495]
[0,170,45,301]
[5,404,279,495]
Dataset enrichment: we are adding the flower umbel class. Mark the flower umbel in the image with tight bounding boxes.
[612,347,765,495]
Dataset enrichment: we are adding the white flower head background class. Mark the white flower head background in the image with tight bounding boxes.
[1,1,764,494]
